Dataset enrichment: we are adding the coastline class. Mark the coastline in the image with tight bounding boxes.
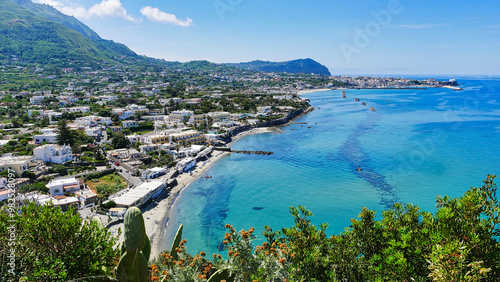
[297,88,332,94]
[149,127,273,258]
[109,127,274,260]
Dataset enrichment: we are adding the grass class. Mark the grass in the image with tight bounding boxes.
[85,173,127,196]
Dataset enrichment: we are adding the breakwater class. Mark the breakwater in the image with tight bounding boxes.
[231,150,273,155]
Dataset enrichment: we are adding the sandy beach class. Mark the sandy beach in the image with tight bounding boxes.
[297,88,332,95]
[109,127,273,260]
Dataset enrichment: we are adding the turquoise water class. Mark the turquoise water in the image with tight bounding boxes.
[164,78,500,256]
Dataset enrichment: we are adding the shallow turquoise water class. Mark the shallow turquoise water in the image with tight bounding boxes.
[163,78,500,256]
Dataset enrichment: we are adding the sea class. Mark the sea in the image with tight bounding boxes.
[163,77,500,256]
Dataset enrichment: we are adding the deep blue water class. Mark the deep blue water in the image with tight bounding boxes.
[163,78,500,256]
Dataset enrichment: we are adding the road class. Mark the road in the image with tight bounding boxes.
[110,163,143,186]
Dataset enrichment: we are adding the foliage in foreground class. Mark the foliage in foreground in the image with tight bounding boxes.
[152,175,500,281]
[1,175,499,281]
[0,203,119,281]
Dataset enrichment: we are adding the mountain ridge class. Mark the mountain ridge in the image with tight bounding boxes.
[226,58,331,76]
[1,0,332,75]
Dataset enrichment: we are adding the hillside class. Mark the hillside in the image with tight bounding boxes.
[227,58,331,76]
[8,0,101,40]
[0,0,141,65]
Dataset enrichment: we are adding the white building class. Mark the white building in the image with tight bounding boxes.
[75,116,112,127]
[141,167,167,179]
[34,129,58,144]
[75,189,98,207]
[33,144,73,164]
[176,157,196,172]
[112,109,134,120]
[122,120,138,128]
[257,106,272,115]
[84,126,104,137]
[61,106,90,113]
[126,134,140,144]
[0,188,14,202]
[58,96,77,105]
[111,180,166,208]
[30,96,47,105]
[46,177,81,196]
[99,95,118,103]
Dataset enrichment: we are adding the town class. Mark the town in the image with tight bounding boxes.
[0,60,458,225]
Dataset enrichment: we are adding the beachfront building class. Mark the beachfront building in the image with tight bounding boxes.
[46,177,82,196]
[141,167,167,179]
[33,144,73,164]
[170,130,205,145]
[176,157,196,172]
[34,128,58,144]
[0,155,35,177]
[111,180,167,208]
[208,111,230,123]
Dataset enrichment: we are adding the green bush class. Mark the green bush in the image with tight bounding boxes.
[0,203,119,281]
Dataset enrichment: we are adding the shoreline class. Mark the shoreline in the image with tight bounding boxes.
[297,88,332,94]
[150,127,273,258]
[109,127,275,260]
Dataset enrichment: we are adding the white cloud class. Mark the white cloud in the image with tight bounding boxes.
[35,0,140,23]
[88,0,140,23]
[140,6,193,27]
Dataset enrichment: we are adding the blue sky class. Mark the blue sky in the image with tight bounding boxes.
[34,0,500,76]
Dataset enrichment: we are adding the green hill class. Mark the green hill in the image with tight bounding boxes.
[227,58,331,76]
[8,0,101,40]
[0,0,141,65]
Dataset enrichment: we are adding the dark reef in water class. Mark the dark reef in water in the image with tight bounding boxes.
[338,113,399,209]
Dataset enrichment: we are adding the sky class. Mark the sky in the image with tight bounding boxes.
[33,0,500,76]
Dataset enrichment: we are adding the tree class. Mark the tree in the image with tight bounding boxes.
[52,165,68,176]
[21,170,36,180]
[0,203,119,281]
[111,132,130,149]
[56,119,74,146]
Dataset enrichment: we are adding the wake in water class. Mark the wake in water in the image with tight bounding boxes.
[337,112,399,209]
